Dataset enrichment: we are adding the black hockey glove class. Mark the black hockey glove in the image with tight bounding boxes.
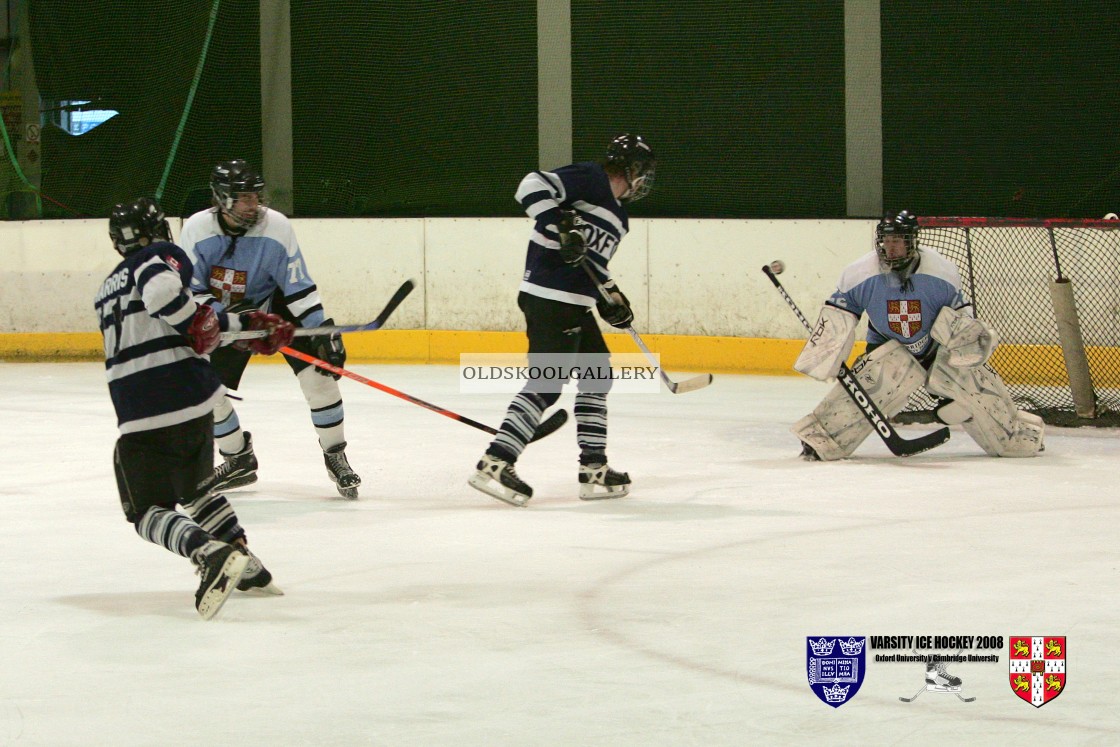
[557,210,588,266]
[310,321,346,379]
[596,280,634,329]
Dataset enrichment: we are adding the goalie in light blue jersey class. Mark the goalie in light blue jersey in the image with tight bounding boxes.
[791,210,1044,460]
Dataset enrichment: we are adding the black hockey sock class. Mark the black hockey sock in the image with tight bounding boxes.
[135,507,210,559]
[489,392,547,462]
[575,392,608,462]
[182,492,247,545]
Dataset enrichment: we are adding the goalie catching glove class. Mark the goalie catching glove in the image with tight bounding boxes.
[596,280,633,328]
[234,311,295,356]
[309,322,346,379]
[557,210,588,266]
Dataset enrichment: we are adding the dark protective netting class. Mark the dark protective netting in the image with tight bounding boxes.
[6,2,1120,219]
[883,4,1120,219]
[898,217,1120,427]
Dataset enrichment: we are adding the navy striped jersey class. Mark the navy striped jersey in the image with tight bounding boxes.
[515,162,628,307]
[94,242,228,434]
[179,207,328,326]
[827,247,971,360]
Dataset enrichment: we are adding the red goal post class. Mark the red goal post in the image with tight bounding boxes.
[898,216,1120,426]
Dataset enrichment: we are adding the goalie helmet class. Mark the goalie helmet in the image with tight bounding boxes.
[211,159,267,229]
[108,197,172,256]
[606,134,656,202]
[876,210,920,276]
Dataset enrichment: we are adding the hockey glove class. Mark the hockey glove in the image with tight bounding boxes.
[310,322,346,379]
[238,311,295,356]
[596,280,634,329]
[557,210,588,266]
[186,304,221,355]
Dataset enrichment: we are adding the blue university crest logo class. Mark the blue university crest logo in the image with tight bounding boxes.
[807,636,867,707]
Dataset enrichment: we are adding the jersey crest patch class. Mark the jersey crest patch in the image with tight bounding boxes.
[209,266,248,306]
[887,299,922,338]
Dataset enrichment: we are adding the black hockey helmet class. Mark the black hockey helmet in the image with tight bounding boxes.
[108,197,172,256]
[211,159,267,228]
[606,134,656,202]
[875,210,920,274]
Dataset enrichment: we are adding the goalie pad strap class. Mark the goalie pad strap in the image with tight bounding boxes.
[794,304,859,381]
[792,340,925,460]
[926,348,1043,457]
[930,306,998,369]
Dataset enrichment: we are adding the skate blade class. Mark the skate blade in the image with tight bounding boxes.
[336,487,359,500]
[579,484,630,501]
[467,473,530,507]
[197,552,250,621]
[239,581,284,597]
[215,473,258,492]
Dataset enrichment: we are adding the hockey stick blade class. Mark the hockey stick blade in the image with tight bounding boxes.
[528,408,569,443]
[763,264,949,457]
[221,278,416,341]
[667,372,714,394]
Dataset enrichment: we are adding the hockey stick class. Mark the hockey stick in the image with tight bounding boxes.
[220,279,416,341]
[899,686,925,703]
[762,264,950,457]
[280,346,568,443]
[579,262,713,394]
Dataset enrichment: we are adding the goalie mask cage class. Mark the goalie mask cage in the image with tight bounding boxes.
[897,217,1120,428]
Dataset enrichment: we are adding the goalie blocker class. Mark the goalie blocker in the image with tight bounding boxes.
[793,306,1043,459]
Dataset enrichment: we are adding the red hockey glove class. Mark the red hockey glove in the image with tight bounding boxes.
[186,304,221,355]
[239,311,295,356]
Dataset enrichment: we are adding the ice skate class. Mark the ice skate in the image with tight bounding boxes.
[324,442,361,500]
[235,544,283,596]
[798,441,821,462]
[213,432,258,492]
[926,661,963,690]
[901,662,974,703]
[578,463,630,500]
[468,453,533,507]
[191,540,250,620]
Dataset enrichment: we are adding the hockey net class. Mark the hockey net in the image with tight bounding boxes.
[897,217,1120,427]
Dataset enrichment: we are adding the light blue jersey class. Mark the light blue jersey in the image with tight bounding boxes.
[179,208,327,327]
[827,247,970,361]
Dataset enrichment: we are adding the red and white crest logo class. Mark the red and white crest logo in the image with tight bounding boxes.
[209,266,248,306]
[1009,636,1065,707]
[887,299,922,338]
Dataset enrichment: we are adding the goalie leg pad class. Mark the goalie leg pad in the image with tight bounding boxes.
[791,340,925,460]
[926,349,1044,457]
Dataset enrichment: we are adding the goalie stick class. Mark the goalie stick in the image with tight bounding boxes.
[220,279,416,341]
[762,264,949,457]
[280,346,568,443]
[580,262,713,394]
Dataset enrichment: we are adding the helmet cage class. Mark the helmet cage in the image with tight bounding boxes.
[109,197,172,256]
[875,211,920,274]
[606,134,656,202]
[211,160,268,229]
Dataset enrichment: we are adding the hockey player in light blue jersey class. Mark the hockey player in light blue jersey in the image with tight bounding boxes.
[179,160,362,499]
[792,210,1044,460]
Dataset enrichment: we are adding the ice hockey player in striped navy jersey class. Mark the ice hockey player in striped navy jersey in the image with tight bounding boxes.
[96,197,294,619]
[179,160,362,499]
[791,210,1043,461]
[468,134,656,506]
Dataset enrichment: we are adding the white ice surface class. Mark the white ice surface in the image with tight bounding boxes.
[2,361,1118,746]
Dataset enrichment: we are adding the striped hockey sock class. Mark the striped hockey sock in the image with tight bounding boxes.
[489,392,547,461]
[182,492,246,545]
[575,392,608,463]
[135,507,210,559]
